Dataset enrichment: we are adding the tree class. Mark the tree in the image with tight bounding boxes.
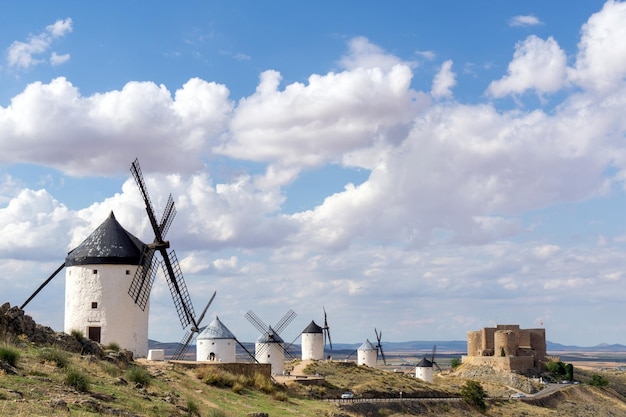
[460,380,486,411]
[450,357,462,368]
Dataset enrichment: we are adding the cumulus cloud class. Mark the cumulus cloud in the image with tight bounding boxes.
[431,60,456,99]
[486,35,567,98]
[6,18,73,70]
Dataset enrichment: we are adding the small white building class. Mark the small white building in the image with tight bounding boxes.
[64,212,149,358]
[255,327,286,375]
[415,357,434,383]
[301,320,324,361]
[357,339,378,367]
[196,316,236,363]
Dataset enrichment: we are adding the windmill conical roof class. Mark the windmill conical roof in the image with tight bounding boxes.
[256,326,284,344]
[197,316,236,340]
[302,320,323,334]
[416,357,433,368]
[358,339,376,351]
[65,211,146,266]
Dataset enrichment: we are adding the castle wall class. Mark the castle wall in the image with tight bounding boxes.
[467,331,481,356]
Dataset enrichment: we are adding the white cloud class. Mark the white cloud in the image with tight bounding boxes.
[6,18,73,70]
[487,35,567,98]
[509,15,542,27]
[50,52,70,66]
[431,60,456,99]
[569,0,626,92]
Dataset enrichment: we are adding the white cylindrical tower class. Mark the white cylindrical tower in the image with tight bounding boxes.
[196,316,237,362]
[64,212,149,358]
[301,320,324,361]
[255,332,285,375]
[357,339,378,367]
[415,357,434,383]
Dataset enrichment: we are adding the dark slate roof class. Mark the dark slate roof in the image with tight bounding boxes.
[416,357,433,368]
[197,316,236,340]
[65,211,146,266]
[302,320,323,334]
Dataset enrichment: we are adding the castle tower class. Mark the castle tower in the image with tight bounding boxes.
[357,339,378,367]
[301,320,324,360]
[64,212,149,358]
[196,316,236,362]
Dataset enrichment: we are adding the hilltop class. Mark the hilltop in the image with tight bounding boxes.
[3,303,626,416]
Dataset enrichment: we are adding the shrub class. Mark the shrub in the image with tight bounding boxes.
[589,374,609,387]
[126,366,152,386]
[231,382,245,394]
[0,345,20,367]
[271,391,289,402]
[187,398,200,416]
[105,342,120,352]
[253,373,275,394]
[461,380,486,411]
[39,348,70,368]
[70,329,84,341]
[100,361,122,377]
[65,368,91,392]
[450,357,462,368]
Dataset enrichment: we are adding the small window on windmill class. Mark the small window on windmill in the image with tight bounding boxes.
[91,302,98,309]
[126,270,130,275]
[92,269,97,274]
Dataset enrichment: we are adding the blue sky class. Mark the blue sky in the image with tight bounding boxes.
[2,1,625,347]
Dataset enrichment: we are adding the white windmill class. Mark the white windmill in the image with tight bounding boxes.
[301,307,333,361]
[21,159,205,359]
[245,309,297,375]
[415,345,441,383]
[63,211,150,358]
[196,316,237,363]
[358,329,386,367]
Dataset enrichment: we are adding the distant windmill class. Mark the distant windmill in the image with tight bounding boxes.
[416,345,442,383]
[173,291,216,360]
[298,307,333,361]
[245,309,297,375]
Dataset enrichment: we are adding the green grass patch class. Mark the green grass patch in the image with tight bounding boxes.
[38,347,70,368]
[65,367,91,392]
[126,365,152,386]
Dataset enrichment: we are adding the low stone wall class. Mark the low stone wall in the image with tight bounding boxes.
[173,361,272,379]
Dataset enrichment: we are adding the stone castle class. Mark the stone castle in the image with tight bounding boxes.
[462,324,548,371]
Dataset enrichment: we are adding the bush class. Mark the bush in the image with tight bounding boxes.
[589,374,609,387]
[70,329,84,341]
[187,398,200,416]
[126,366,152,386]
[105,342,120,352]
[39,348,70,368]
[461,380,486,411]
[231,382,245,394]
[0,345,20,367]
[65,368,91,392]
[450,357,462,368]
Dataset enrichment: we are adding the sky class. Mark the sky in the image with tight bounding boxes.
[1,0,625,348]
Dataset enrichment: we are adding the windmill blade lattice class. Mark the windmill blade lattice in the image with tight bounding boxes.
[375,328,387,365]
[173,291,217,360]
[127,158,197,330]
[322,306,333,351]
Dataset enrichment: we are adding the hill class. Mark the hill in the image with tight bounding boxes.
[4,303,626,416]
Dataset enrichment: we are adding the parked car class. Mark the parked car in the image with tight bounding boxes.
[341,392,354,399]
[510,393,526,398]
